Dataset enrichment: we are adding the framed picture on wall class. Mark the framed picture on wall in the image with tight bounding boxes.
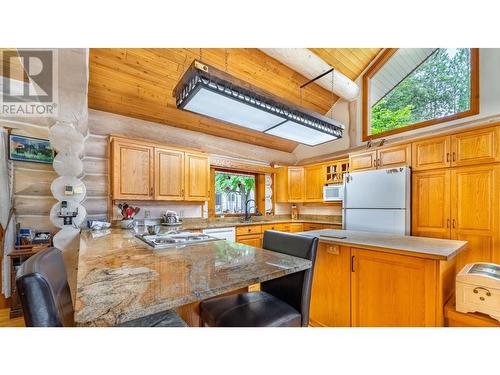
[8,134,55,164]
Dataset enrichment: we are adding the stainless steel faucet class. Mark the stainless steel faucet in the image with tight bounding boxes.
[243,199,261,221]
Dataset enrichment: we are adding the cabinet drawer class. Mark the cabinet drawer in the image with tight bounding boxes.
[236,225,262,236]
[303,223,324,231]
[289,223,304,232]
[261,223,286,232]
[281,223,291,232]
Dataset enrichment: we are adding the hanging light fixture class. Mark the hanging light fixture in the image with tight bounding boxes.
[173,60,344,146]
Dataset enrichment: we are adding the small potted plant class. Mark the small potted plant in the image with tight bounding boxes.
[118,203,140,229]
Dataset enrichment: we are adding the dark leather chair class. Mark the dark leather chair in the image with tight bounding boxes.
[199,231,318,327]
[16,247,187,327]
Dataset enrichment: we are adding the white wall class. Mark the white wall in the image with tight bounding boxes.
[293,48,500,163]
[292,99,351,161]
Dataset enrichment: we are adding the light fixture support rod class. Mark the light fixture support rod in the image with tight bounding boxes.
[300,68,334,89]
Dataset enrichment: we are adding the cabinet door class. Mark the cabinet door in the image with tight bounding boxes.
[112,140,153,200]
[154,148,184,200]
[304,164,323,202]
[184,153,210,201]
[411,136,451,171]
[349,151,376,172]
[351,248,437,327]
[377,144,411,168]
[451,164,500,270]
[310,243,351,327]
[451,127,500,167]
[237,234,263,248]
[288,167,304,201]
[412,170,451,239]
[274,166,289,202]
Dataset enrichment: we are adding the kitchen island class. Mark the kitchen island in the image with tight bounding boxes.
[301,229,468,327]
[74,229,312,327]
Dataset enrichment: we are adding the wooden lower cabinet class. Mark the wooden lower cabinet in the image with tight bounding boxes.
[310,243,351,327]
[412,169,451,239]
[451,164,500,270]
[236,234,263,248]
[303,223,324,231]
[310,243,455,327]
[289,223,304,232]
[351,248,437,327]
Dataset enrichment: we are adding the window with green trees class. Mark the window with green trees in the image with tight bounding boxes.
[366,48,478,139]
[214,171,256,215]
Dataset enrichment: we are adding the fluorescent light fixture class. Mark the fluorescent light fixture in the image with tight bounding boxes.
[183,86,285,132]
[266,120,338,146]
[173,60,344,146]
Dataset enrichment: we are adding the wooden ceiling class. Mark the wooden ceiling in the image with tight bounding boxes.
[0,48,29,82]
[310,48,382,81]
[88,48,381,152]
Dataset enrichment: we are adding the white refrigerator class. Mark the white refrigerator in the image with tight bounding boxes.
[343,166,411,235]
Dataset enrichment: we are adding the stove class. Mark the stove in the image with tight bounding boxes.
[135,231,222,249]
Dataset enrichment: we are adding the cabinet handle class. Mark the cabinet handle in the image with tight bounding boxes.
[452,152,456,162]
[446,153,450,162]
[351,255,355,272]
[473,287,491,297]
[446,219,450,228]
[452,219,456,228]
[150,187,153,195]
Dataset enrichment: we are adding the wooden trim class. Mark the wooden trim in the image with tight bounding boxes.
[210,157,274,174]
[109,135,205,155]
[362,48,480,142]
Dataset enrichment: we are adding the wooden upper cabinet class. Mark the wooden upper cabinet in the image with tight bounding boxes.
[155,148,184,200]
[304,164,323,202]
[350,145,409,172]
[377,144,411,168]
[412,136,451,171]
[451,164,500,270]
[184,153,210,201]
[288,167,304,201]
[349,151,376,172]
[350,248,437,327]
[451,127,500,167]
[274,166,289,203]
[310,243,351,327]
[412,170,451,239]
[112,140,153,200]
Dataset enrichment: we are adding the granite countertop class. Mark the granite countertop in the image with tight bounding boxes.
[74,229,312,327]
[177,218,342,230]
[301,229,467,260]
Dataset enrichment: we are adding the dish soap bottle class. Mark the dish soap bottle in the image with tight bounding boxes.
[291,204,298,221]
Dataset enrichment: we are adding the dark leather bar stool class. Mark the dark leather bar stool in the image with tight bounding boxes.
[16,247,187,327]
[199,231,318,327]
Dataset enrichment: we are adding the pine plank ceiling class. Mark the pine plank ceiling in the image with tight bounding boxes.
[88,48,381,152]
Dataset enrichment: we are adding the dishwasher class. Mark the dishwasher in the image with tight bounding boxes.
[202,227,236,242]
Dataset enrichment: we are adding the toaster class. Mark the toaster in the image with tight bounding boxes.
[456,263,500,322]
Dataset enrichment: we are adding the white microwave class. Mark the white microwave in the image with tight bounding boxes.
[323,184,344,202]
